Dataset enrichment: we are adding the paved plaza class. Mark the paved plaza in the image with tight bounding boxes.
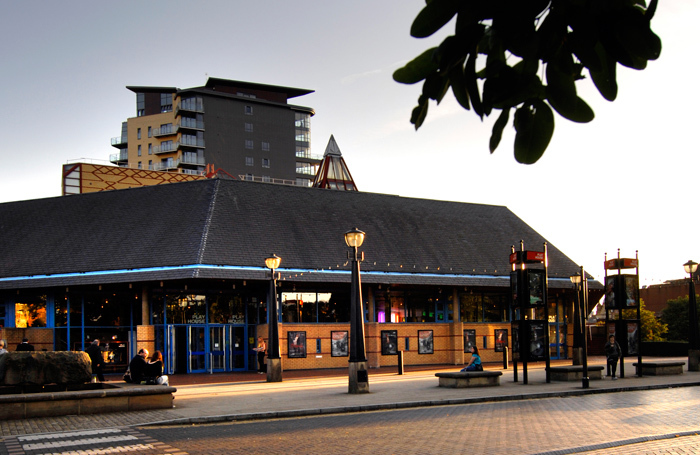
[0,356,699,454]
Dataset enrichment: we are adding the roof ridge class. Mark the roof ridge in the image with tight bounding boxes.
[196,180,220,269]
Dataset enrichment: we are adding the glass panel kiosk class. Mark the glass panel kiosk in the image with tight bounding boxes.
[604,250,642,378]
[510,242,550,384]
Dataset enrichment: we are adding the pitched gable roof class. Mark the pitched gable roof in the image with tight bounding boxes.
[0,179,595,289]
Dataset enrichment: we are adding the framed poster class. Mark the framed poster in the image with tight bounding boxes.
[418,330,433,354]
[624,275,639,307]
[331,331,348,357]
[626,322,639,355]
[287,331,306,358]
[494,329,508,353]
[381,330,398,355]
[529,322,546,361]
[463,329,476,353]
[528,269,545,306]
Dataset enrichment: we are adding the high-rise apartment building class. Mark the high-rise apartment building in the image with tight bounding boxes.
[110,77,320,186]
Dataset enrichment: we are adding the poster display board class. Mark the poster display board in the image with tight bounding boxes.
[287,331,306,358]
[418,330,434,354]
[494,329,508,352]
[331,331,348,357]
[381,330,398,355]
[463,329,476,353]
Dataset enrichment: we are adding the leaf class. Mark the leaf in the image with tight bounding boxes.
[411,0,461,38]
[465,52,483,118]
[393,48,439,85]
[589,44,618,101]
[546,54,594,123]
[423,72,450,104]
[448,64,470,110]
[514,101,554,164]
[410,95,429,130]
[489,108,510,153]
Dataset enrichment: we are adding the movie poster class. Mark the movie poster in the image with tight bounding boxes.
[418,330,434,354]
[381,330,398,355]
[494,329,508,353]
[287,331,306,358]
[331,331,348,357]
[463,329,476,353]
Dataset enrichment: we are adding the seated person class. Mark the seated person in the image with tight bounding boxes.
[128,348,149,384]
[145,350,169,386]
[460,345,483,371]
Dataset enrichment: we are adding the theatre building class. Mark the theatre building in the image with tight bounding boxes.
[0,178,601,374]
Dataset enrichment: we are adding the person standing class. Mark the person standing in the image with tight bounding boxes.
[604,334,622,380]
[253,337,266,374]
[16,338,34,351]
[85,339,105,382]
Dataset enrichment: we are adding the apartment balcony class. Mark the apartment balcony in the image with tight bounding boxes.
[295,150,323,161]
[110,136,127,148]
[152,125,179,137]
[177,136,206,149]
[153,142,176,154]
[175,99,204,115]
[179,155,206,167]
[152,161,178,172]
[178,118,205,131]
[109,151,128,164]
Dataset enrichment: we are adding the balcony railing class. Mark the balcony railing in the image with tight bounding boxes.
[178,119,205,131]
[152,157,205,171]
[109,151,128,163]
[177,137,206,149]
[295,151,323,160]
[153,143,176,154]
[110,137,127,147]
[176,99,204,114]
[152,125,178,137]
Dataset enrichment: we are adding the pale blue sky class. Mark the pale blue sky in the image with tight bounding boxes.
[1,1,698,286]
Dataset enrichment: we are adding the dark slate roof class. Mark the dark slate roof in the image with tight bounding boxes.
[0,179,598,290]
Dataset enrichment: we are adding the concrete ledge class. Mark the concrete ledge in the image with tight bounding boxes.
[0,383,176,420]
[633,362,685,376]
[548,365,604,382]
[435,371,502,388]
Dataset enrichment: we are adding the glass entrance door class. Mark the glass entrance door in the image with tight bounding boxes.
[549,324,566,359]
[189,325,206,372]
[229,326,246,370]
[209,326,226,372]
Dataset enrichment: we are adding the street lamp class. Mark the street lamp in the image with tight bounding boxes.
[265,254,282,382]
[569,273,582,365]
[684,260,699,371]
[570,267,589,388]
[345,228,369,394]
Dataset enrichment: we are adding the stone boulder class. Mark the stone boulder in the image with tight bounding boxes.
[0,351,92,385]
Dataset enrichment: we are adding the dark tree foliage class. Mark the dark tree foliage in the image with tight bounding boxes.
[661,296,700,342]
[393,0,661,164]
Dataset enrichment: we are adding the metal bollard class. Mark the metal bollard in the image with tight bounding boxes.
[503,346,509,369]
[397,350,404,375]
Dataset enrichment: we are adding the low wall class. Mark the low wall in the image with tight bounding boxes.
[0,383,176,420]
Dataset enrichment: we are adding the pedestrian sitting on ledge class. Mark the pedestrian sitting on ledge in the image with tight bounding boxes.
[460,345,483,371]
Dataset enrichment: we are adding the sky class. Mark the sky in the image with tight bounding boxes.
[0,1,698,287]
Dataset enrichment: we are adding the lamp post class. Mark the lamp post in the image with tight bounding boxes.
[569,273,582,365]
[571,267,589,388]
[265,254,282,382]
[345,228,369,394]
[684,260,699,371]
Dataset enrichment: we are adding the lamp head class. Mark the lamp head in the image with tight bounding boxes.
[684,260,698,275]
[265,254,281,270]
[569,273,581,285]
[344,228,366,248]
